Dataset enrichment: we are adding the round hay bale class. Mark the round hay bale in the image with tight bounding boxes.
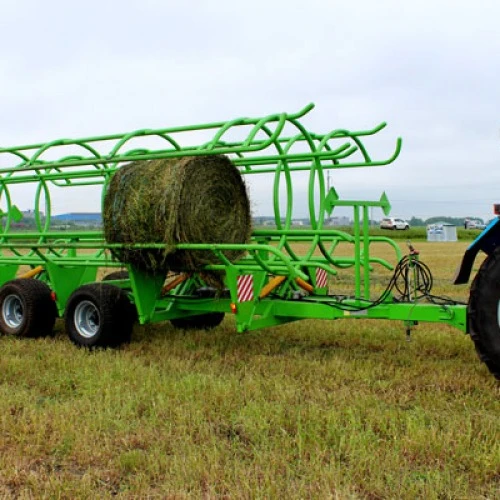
[103,155,251,282]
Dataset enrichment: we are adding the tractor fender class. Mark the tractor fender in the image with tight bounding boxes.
[454,218,500,284]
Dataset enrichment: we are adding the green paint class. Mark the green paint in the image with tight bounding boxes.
[0,104,468,340]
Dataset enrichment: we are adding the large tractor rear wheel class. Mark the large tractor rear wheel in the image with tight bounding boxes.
[468,247,500,379]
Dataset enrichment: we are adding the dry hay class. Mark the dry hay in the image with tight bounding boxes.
[103,155,251,284]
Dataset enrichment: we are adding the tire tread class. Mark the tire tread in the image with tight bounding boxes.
[468,248,500,379]
[0,279,56,337]
[65,283,135,348]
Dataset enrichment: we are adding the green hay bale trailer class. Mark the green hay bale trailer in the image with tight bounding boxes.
[0,103,498,379]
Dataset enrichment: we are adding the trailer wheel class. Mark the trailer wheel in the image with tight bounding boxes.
[102,271,139,323]
[0,279,57,337]
[170,312,225,330]
[169,286,225,330]
[468,247,500,379]
[102,271,129,281]
[65,283,134,348]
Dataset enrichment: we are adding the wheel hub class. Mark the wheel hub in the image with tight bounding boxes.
[74,300,100,338]
[2,294,24,329]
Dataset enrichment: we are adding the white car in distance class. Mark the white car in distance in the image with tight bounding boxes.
[380,217,410,230]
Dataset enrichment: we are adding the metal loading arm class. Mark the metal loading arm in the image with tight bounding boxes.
[0,104,401,183]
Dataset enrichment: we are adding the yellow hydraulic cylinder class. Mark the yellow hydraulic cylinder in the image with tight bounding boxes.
[19,266,44,279]
[259,275,286,299]
[161,274,188,295]
[295,277,314,293]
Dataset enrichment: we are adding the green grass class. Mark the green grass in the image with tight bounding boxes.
[334,226,482,241]
[0,242,499,498]
[261,225,485,241]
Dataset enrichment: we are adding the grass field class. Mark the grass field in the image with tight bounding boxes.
[0,241,499,498]
[277,225,484,242]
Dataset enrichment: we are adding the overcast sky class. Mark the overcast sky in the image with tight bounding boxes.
[1,0,499,222]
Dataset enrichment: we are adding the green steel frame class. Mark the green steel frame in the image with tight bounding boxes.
[0,104,467,335]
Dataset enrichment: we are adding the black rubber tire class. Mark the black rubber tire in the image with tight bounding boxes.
[65,283,135,348]
[102,271,138,322]
[170,312,225,330]
[102,271,129,281]
[468,247,500,379]
[0,279,57,337]
[170,286,225,330]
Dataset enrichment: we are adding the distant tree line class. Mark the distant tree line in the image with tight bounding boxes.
[408,216,488,227]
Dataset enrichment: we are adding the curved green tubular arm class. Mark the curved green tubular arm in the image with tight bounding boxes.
[317,239,346,267]
[248,249,291,276]
[296,262,337,276]
[282,226,400,272]
[204,118,250,150]
[0,103,314,165]
[0,106,400,178]
[251,228,358,272]
[252,229,355,240]
[270,127,333,261]
[107,131,182,163]
[0,134,401,178]
[202,110,292,153]
[314,132,365,164]
[0,181,13,236]
[313,129,370,168]
[0,231,103,240]
[0,240,309,281]
[366,236,403,262]
[251,124,292,233]
[12,137,68,163]
[241,114,287,150]
[258,124,294,258]
[313,123,392,165]
[122,148,149,156]
[312,236,401,273]
[205,260,335,278]
[0,150,30,164]
[0,103,403,303]
[303,254,394,271]
[230,137,401,173]
[52,156,89,187]
[0,234,397,281]
[286,118,325,260]
[360,256,395,270]
[288,103,315,119]
[195,135,353,160]
[2,140,106,190]
[29,140,105,167]
[0,170,107,185]
[173,243,309,281]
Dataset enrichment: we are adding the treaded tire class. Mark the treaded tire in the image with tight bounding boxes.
[468,247,500,379]
[102,271,137,322]
[169,286,225,330]
[0,279,57,337]
[102,271,129,281]
[170,312,225,330]
[65,283,135,348]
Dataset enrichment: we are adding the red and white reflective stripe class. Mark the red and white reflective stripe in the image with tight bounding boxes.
[316,268,328,288]
[237,275,254,302]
